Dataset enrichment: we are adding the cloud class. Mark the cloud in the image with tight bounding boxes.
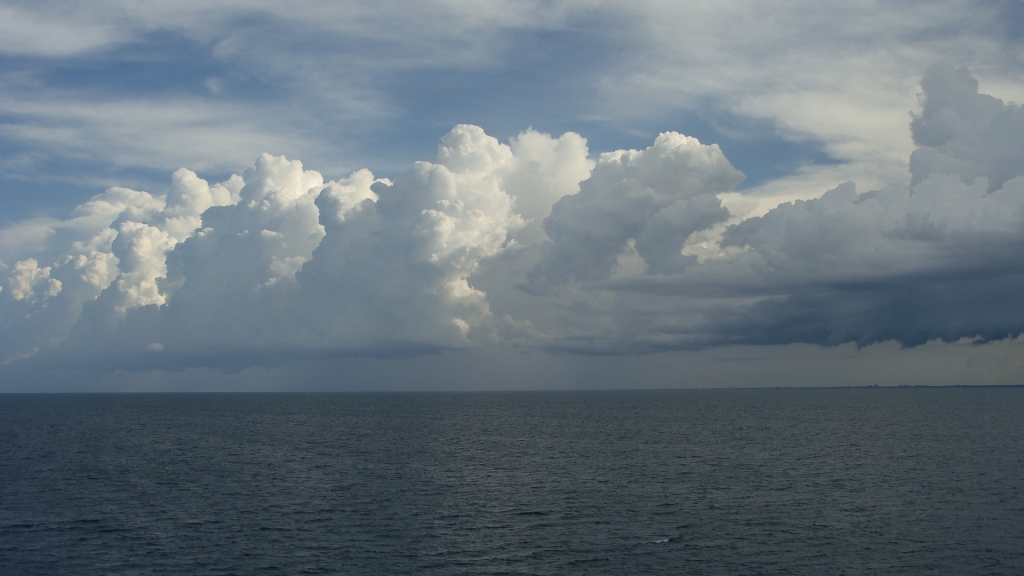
[909,64,1024,192]
[582,65,1024,350]
[0,169,238,362]
[0,5,119,57]
[4,0,1021,227]
[0,126,588,368]
[526,132,743,290]
[0,96,334,177]
[0,2,605,183]
[2,67,1024,375]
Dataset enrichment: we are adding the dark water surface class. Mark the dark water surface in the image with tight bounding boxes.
[2,388,1023,575]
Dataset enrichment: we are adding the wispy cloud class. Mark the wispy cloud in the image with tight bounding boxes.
[4,1,1019,220]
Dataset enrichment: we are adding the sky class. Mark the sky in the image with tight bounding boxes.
[2,0,1024,392]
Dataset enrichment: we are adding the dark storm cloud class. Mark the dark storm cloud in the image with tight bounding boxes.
[628,65,1024,349]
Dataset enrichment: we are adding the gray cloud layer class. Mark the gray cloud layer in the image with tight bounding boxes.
[2,67,1023,372]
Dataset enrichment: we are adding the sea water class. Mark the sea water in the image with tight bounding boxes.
[2,388,1023,574]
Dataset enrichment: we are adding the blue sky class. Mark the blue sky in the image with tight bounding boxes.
[2,1,1024,391]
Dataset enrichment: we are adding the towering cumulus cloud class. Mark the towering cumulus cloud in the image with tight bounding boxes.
[1,66,1023,372]
[700,65,1024,348]
[527,132,743,290]
[0,172,239,362]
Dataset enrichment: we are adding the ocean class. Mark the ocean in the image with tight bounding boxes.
[2,388,1022,575]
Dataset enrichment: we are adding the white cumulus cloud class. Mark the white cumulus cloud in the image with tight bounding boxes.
[2,67,1024,374]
